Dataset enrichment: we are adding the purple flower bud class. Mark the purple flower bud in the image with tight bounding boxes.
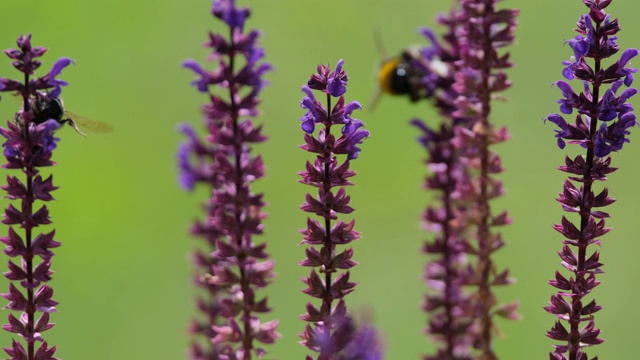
[212,0,250,32]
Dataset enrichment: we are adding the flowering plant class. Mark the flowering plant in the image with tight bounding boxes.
[0,34,72,360]
[178,0,278,358]
[543,1,638,359]
[297,59,373,359]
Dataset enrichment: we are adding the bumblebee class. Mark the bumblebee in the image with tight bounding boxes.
[377,47,426,102]
[25,91,112,136]
[373,45,450,107]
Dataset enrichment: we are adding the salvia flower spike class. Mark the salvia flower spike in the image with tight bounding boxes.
[298,59,373,359]
[452,1,520,358]
[414,1,519,358]
[0,34,72,360]
[543,1,638,359]
[411,10,478,360]
[178,0,278,358]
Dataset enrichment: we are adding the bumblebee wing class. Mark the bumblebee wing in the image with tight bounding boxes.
[368,88,383,112]
[64,111,113,133]
[373,26,388,59]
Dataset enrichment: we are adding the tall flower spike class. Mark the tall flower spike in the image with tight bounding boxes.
[543,1,637,359]
[178,1,278,359]
[0,34,72,360]
[447,1,519,358]
[298,60,373,359]
[411,9,481,359]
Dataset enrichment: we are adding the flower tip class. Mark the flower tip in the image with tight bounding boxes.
[16,34,32,49]
[47,57,74,89]
[545,114,566,125]
[620,48,640,66]
[50,86,62,98]
[419,27,437,44]
[43,119,61,132]
[183,59,199,70]
[301,119,315,134]
[176,123,196,137]
[179,174,196,191]
[301,85,314,97]
[183,59,207,79]
[345,100,362,113]
[51,57,73,73]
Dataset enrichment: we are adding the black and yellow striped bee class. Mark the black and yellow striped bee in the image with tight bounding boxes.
[372,42,450,108]
[377,47,426,102]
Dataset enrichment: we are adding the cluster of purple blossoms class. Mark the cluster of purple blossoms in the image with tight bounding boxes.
[412,1,519,358]
[543,1,638,359]
[297,59,377,359]
[0,34,72,360]
[450,1,520,358]
[178,0,278,359]
[411,11,477,360]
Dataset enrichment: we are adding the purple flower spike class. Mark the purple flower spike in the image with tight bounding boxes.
[543,1,637,358]
[178,1,279,359]
[0,35,68,360]
[411,12,478,360]
[297,60,370,359]
[441,1,520,358]
[412,2,519,358]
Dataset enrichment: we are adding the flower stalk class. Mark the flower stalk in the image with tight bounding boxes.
[0,34,72,360]
[446,2,520,358]
[297,59,370,359]
[178,1,278,359]
[411,13,476,360]
[411,1,518,357]
[543,1,638,358]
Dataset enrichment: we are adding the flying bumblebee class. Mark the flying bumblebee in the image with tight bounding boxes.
[18,91,112,136]
[372,36,451,108]
[376,47,426,102]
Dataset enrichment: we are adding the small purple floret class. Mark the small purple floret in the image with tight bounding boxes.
[326,59,347,97]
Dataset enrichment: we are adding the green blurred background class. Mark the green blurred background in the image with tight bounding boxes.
[0,0,639,359]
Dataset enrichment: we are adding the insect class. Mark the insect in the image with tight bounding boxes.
[371,31,451,108]
[25,91,112,136]
[376,47,428,102]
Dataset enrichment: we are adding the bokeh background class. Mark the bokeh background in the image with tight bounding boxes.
[0,0,639,359]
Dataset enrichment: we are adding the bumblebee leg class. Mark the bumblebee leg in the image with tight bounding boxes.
[61,118,87,137]
[13,112,25,131]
